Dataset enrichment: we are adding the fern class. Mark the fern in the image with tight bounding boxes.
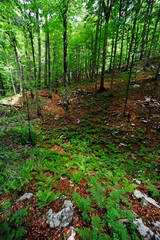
[77,214,111,240]
[72,193,94,223]
[36,188,61,208]
[0,204,27,240]
[88,178,107,209]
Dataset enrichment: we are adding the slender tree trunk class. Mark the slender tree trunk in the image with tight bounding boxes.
[62,0,69,111]
[47,32,52,99]
[16,47,25,105]
[12,38,22,92]
[98,0,112,92]
[0,73,5,96]
[125,2,141,71]
[110,0,122,96]
[109,34,114,72]
[144,10,160,68]
[139,1,151,60]
[3,46,16,95]
[123,27,139,117]
[99,23,108,92]
[36,10,41,89]
[24,31,34,99]
[44,32,48,88]
[92,0,102,82]
[29,29,41,115]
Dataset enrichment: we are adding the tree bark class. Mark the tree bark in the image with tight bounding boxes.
[98,0,112,92]
[44,32,48,88]
[92,0,102,82]
[36,10,41,88]
[125,1,141,71]
[47,32,52,99]
[123,27,139,117]
[62,0,69,111]
[110,0,122,96]
[3,46,16,95]
[0,73,5,96]
[144,10,160,68]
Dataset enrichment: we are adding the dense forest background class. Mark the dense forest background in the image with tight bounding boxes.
[0,0,160,240]
[0,0,159,102]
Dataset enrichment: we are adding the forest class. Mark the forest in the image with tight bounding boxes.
[0,0,160,239]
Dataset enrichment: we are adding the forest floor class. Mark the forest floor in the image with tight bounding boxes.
[0,58,160,240]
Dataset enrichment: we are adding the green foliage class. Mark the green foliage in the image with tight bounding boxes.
[72,193,94,222]
[0,201,27,240]
[88,178,107,210]
[77,214,111,240]
[36,188,61,208]
[146,182,159,197]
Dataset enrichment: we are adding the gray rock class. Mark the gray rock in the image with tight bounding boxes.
[141,197,148,207]
[152,221,160,228]
[17,193,34,202]
[55,115,59,121]
[67,226,76,240]
[133,190,160,208]
[144,97,151,106]
[133,84,140,88]
[57,100,62,105]
[131,154,136,160]
[119,143,127,147]
[134,218,160,240]
[142,120,148,124]
[132,178,141,185]
[150,65,155,70]
[130,80,136,85]
[77,119,80,124]
[46,200,74,229]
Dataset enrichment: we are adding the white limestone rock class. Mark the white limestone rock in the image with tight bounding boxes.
[46,200,74,229]
[133,190,160,208]
[17,193,34,202]
[134,219,160,240]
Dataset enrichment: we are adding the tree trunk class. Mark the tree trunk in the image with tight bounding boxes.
[62,0,69,111]
[36,10,41,89]
[29,29,40,115]
[3,46,16,95]
[92,0,102,82]
[110,0,122,96]
[0,73,5,96]
[123,27,139,117]
[144,10,160,68]
[98,0,112,92]
[47,32,52,99]
[109,34,114,72]
[125,1,141,71]
[139,1,151,60]
[44,32,48,88]
[16,47,25,105]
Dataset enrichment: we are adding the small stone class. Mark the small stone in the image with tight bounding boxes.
[57,100,62,105]
[141,120,148,124]
[130,80,136,85]
[119,143,127,147]
[77,119,80,124]
[131,154,136,160]
[17,193,34,202]
[132,178,141,185]
[152,221,160,228]
[133,190,160,208]
[133,84,140,88]
[55,115,59,121]
[134,218,160,240]
[141,197,148,207]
